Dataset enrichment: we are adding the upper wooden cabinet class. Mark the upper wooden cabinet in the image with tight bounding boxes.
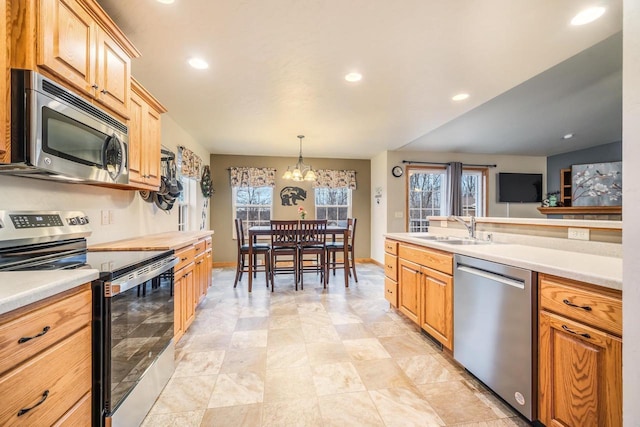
[128,78,167,190]
[11,0,140,119]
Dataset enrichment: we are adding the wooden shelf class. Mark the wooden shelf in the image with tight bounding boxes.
[537,206,622,215]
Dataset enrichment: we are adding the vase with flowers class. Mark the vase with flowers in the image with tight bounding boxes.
[297,206,307,220]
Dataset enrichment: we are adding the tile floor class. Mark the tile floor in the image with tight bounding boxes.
[142,264,529,426]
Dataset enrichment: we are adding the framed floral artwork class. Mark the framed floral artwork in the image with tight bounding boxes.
[571,161,622,206]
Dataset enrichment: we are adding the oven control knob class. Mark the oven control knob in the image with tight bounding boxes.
[78,216,86,225]
[69,217,77,225]
[84,216,90,224]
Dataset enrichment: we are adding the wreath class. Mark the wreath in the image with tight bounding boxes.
[201,165,214,198]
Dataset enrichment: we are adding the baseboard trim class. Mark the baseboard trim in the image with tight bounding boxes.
[213,261,236,268]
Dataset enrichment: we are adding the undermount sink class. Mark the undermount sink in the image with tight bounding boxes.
[414,235,461,241]
[439,239,492,245]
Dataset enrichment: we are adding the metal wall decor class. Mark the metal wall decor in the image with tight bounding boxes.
[280,186,307,206]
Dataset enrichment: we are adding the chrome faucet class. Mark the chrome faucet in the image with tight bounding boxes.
[449,216,476,239]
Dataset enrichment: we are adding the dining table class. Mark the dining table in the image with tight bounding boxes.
[247,224,350,292]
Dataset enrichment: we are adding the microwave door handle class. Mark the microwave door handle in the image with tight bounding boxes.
[102,134,126,180]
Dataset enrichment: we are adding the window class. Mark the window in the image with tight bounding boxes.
[408,168,446,232]
[315,188,351,226]
[178,177,197,231]
[233,186,273,233]
[407,167,487,232]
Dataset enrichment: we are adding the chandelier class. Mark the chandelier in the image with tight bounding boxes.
[282,135,317,182]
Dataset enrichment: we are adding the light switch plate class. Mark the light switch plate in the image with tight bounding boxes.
[394,211,403,218]
[568,227,590,241]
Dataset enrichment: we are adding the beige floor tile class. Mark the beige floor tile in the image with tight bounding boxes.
[450,420,513,427]
[229,330,268,349]
[268,314,300,329]
[267,327,305,346]
[269,304,299,316]
[306,342,351,366]
[200,403,262,427]
[396,354,461,385]
[208,372,265,408]
[262,398,323,427]
[239,306,270,318]
[343,338,392,361]
[300,312,334,328]
[219,348,266,374]
[367,321,410,337]
[474,391,519,418]
[327,311,363,325]
[149,376,217,414]
[173,349,226,378]
[182,331,232,352]
[369,387,445,426]
[264,366,316,403]
[301,324,342,343]
[379,334,438,358]
[266,344,309,370]
[234,316,270,331]
[418,381,498,425]
[318,391,384,426]
[141,409,205,426]
[354,358,415,390]
[311,361,366,396]
[334,323,374,340]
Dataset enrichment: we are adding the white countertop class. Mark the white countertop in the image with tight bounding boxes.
[385,233,622,291]
[0,270,99,316]
[428,216,623,230]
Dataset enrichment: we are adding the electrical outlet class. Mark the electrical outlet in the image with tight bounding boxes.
[568,227,590,241]
[440,221,448,228]
[101,210,109,225]
[394,211,403,219]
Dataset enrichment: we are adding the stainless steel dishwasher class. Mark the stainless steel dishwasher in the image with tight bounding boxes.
[453,254,537,421]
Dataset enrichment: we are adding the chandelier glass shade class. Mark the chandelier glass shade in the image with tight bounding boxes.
[283,135,316,182]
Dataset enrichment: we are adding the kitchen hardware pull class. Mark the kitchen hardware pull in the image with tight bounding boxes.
[91,84,99,89]
[101,89,109,94]
[457,265,525,289]
[561,324,591,339]
[18,326,50,344]
[562,299,592,311]
[17,390,49,416]
[181,257,188,261]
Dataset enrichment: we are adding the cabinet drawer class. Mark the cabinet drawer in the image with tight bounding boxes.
[384,240,398,255]
[398,244,453,275]
[384,253,398,281]
[385,278,398,308]
[194,240,206,255]
[0,286,91,376]
[540,275,622,336]
[53,391,91,427]
[175,246,196,271]
[205,238,212,250]
[0,326,91,426]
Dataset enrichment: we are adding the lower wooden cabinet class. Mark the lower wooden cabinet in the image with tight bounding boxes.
[420,266,453,350]
[0,284,92,426]
[398,258,421,324]
[538,274,622,427]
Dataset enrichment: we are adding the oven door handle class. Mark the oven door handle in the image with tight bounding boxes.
[105,256,178,297]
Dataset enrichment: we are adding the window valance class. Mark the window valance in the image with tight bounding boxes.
[178,146,203,179]
[313,169,357,190]
[230,167,276,187]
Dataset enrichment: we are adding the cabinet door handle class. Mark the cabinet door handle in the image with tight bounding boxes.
[17,390,49,416]
[101,89,109,94]
[181,257,188,261]
[562,299,592,311]
[91,84,99,89]
[561,324,591,339]
[18,326,50,344]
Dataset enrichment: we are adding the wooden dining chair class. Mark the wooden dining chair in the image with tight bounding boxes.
[326,218,358,283]
[269,220,300,291]
[233,219,270,288]
[298,219,328,289]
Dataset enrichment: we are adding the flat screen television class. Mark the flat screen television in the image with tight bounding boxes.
[497,173,543,203]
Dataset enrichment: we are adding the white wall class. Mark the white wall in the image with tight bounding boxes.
[370,151,388,263]
[0,114,210,245]
[386,150,547,234]
[623,0,640,424]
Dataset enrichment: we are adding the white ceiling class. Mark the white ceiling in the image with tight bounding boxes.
[97,0,622,159]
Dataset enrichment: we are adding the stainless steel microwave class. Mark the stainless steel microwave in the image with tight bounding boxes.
[0,69,129,185]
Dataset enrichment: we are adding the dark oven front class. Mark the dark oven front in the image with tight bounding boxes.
[93,266,175,426]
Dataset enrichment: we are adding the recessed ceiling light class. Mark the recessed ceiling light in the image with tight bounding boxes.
[563,133,575,140]
[188,57,209,70]
[452,93,470,101]
[156,0,175,4]
[571,7,606,25]
[345,72,362,82]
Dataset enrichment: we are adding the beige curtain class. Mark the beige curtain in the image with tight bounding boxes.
[313,169,357,189]
[229,167,276,187]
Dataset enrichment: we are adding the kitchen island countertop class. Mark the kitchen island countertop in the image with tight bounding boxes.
[89,230,214,251]
[0,270,99,316]
[385,233,622,291]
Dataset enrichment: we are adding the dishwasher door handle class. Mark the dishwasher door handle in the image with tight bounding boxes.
[457,265,525,289]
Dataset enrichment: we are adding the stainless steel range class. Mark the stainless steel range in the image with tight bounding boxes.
[0,210,178,427]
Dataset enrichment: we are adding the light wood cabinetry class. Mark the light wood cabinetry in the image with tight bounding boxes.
[1,0,9,163]
[0,284,92,426]
[389,241,454,350]
[383,239,398,307]
[128,78,167,190]
[560,168,572,207]
[10,0,140,120]
[538,274,622,427]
